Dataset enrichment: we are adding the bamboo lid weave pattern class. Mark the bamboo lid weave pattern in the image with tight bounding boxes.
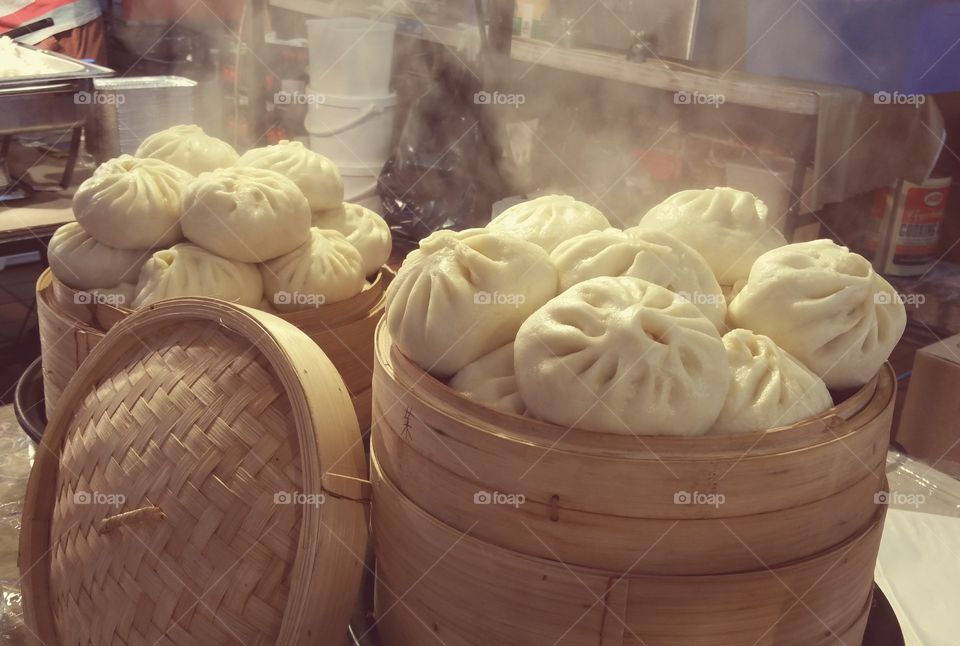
[20,298,369,646]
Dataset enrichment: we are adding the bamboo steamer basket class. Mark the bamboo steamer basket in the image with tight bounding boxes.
[371,324,895,575]
[36,266,390,428]
[371,449,884,646]
[369,322,894,645]
[19,298,369,646]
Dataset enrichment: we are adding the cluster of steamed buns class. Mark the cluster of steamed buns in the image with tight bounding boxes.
[385,189,907,436]
[47,125,391,313]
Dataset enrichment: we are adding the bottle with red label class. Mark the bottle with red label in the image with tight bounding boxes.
[868,177,951,276]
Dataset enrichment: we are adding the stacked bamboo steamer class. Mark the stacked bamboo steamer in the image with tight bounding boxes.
[370,190,905,645]
[19,299,369,646]
[36,267,388,429]
[39,125,393,428]
[372,332,891,645]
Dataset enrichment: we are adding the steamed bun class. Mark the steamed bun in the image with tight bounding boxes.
[72,155,192,250]
[260,228,365,313]
[236,140,343,211]
[132,243,262,308]
[514,276,729,435]
[136,124,239,175]
[181,167,311,262]
[550,228,725,329]
[90,283,136,308]
[487,195,610,252]
[448,342,524,415]
[728,239,906,389]
[636,187,787,285]
[47,223,152,290]
[386,228,558,378]
[312,202,391,276]
[712,329,833,434]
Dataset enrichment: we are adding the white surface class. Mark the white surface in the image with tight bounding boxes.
[0,37,81,77]
[265,31,307,48]
[333,159,384,211]
[876,509,960,646]
[305,89,397,163]
[307,18,396,96]
[724,159,796,228]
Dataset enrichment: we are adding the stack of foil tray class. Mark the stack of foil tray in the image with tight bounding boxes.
[92,75,197,158]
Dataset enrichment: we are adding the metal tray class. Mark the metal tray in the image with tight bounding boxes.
[93,75,196,92]
[0,42,113,91]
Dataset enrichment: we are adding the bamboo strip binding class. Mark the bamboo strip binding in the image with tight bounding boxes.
[20,298,369,646]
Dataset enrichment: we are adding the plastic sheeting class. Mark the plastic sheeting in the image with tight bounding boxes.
[0,422,34,645]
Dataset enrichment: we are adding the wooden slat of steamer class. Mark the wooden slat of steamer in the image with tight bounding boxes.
[615,595,875,646]
[311,302,383,397]
[376,326,880,459]
[373,586,475,646]
[47,265,390,332]
[830,592,874,646]
[20,299,368,646]
[372,453,613,646]
[377,328,886,460]
[618,516,881,646]
[371,406,884,573]
[617,595,873,646]
[371,343,894,518]
[36,270,105,415]
[370,451,882,646]
[37,267,388,423]
[281,268,389,329]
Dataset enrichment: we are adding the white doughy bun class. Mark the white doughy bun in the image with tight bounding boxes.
[136,124,239,175]
[72,155,192,250]
[89,283,136,309]
[448,342,525,415]
[132,243,263,308]
[386,228,559,378]
[260,228,365,313]
[728,239,906,389]
[712,329,833,434]
[636,187,787,285]
[514,276,729,436]
[181,167,311,262]
[487,195,610,252]
[47,222,153,290]
[237,140,343,211]
[551,227,725,329]
[312,202,391,277]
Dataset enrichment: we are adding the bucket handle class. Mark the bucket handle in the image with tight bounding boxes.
[309,101,386,136]
[345,180,378,202]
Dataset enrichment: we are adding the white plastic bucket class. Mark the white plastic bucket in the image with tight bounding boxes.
[725,157,797,229]
[307,18,396,97]
[334,159,385,213]
[305,89,397,163]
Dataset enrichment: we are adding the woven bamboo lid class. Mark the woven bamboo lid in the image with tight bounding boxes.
[19,298,369,646]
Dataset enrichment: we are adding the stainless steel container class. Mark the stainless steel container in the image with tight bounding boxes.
[91,76,197,158]
[0,44,112,193]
